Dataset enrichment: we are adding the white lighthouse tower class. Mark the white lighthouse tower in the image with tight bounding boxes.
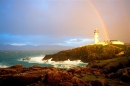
[94,29,99,44]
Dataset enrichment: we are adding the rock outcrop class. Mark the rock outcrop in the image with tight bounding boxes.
[43,44,130,62]
[0,64,130,86]
[87,56,130,73]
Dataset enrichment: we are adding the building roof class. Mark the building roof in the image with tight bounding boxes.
[110,40,119,42]
[94,29,99,33]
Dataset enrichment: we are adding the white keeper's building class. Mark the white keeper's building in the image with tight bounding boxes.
[94,29,124,45]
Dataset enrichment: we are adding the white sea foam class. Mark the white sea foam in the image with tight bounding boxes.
[28,56,44,63]
[20,55,88,69]
[0,64,8,68]
[19,56,45,63]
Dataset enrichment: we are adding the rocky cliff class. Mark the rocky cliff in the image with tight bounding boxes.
[43,44,130,62]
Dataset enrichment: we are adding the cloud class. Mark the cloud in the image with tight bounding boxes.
[57,38,93,46]
[65,38,93,43]
[10,43,26,46]
[0,34,93,47]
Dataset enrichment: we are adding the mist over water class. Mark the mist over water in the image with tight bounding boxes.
[0,50,88,68]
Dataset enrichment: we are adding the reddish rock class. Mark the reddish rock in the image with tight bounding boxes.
[60,82,73,86]
[67,68,75,74]
[90,68,103,76]
[0,64,130,86]
[0,69,17,75]
[46,71,73,85]
[93,71,101,76]
[68,67,81,73]
[77,83,86,86]
[83,67,90,71]
[98,79,108,86]
[89,81,102,86]
[10,64,23,68]
[71,76,85,84]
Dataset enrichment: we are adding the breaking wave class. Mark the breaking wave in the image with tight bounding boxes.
[19,55,88,69]
[0,64,8,68]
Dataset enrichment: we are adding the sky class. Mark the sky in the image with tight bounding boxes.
[0,0,130,48]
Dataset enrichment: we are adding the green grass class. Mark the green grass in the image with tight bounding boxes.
[88,56,130,73]
[44,44,130,63]
[82,74,98,82]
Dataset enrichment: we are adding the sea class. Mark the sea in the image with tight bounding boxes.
[0,50,88,69]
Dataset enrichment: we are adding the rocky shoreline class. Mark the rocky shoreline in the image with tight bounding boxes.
[1,44,130,86]
[0,58,130,86]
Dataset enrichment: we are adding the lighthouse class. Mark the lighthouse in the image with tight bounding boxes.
[94,29,99,44]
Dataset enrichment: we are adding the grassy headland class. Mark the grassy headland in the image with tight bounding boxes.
[43,44,130,62]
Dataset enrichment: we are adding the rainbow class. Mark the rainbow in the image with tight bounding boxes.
[88,0,109,40]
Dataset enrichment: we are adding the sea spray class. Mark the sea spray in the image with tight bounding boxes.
[0,64,8,68]
[28,56,45,63]
[20,56,88,69]
[0,50,60,68]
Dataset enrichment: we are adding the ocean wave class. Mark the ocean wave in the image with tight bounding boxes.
[18,56,45,63]
[19,56,88,69]
[0,64,8,68]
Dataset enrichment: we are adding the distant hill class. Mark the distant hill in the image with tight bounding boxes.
[0,44,74,50]
[43,44,130,62]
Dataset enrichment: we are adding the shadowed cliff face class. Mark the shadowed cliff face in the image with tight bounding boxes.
[43,44,130,62]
